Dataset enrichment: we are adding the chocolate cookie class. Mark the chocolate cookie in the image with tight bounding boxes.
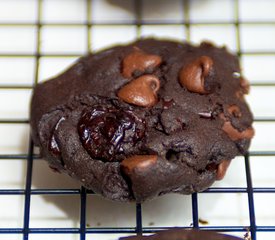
[119,229,242,240]
[30,39,254,202]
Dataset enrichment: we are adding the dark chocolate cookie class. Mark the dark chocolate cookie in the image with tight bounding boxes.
[119,229,242,240]
[30,39,254,202]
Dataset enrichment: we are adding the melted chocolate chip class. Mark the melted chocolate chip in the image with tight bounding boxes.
[205,159,231,180]
[222,121,254,141]
[179,56,213,94]
[122,47,162,78]
[117,75,160,107]
[240,77,250,94]
[220,113,254,141]
[216,160,231,180]
[121,155,158,175]
[227,105,242,118]
[78,106,146,161]
[235,77,250,99]
[235,89,244,99]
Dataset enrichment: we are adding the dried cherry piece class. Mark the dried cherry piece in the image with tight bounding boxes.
[78,105,145,161]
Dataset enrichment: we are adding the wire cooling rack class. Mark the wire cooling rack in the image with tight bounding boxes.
[0,0,275,240]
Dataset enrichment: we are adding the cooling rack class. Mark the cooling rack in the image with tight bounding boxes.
[0,0,275,240]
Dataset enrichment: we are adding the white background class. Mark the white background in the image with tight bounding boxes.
[0,0,275,239]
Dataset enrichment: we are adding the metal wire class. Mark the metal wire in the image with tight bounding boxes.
[0,0,274,240]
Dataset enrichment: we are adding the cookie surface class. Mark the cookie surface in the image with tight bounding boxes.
[30,39,254,202]
[119,229,242,240]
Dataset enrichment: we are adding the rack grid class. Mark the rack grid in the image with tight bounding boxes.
[0,0,275,240]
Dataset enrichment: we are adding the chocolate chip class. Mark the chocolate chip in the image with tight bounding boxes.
[235,90,244,99]
[220,113,254,140]
[117,75,160,107]
[216,159,231,180]
[179,56,213,94]
[205,159,231,180]
[235,77,250,99]
[240,77,250,94]
[121,155,158,175]
[227,105,242,118]
[122,47,162,78]
[220,113,254,141]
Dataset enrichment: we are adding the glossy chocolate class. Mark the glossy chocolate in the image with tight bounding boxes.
[228,105,242,118]
[179,56,213,94]
[240,77,250,94]
[121,155,158,174]
[122,47,162,78]
[216,160,232,180]
[222,121,254,141]
[117,75,160,107]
